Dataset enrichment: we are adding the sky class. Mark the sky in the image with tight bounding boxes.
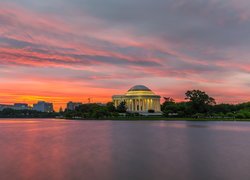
[0,0,250,110]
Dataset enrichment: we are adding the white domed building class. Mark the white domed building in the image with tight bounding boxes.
[112,85,161,113]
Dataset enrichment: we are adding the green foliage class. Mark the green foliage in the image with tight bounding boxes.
[185,90,216,105]
[116,101,127,113]
[235,112,245,119]
[217,112,225,118]
[225,112,235,118]
[63,103,120,119]
[162,100,189,117]
[192,113,205,118]
[237,110,250,118]
[185,90,216,114]
[212,104,236,114]
[0,108,58,118]
[161,97,175,111]
[162,90,250,119]
[106,102,116,112]
[125,112,141,117]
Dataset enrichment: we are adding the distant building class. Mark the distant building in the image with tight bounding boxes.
[13,103,29,110]
[67,101,82,110]
[0,104,13,111]
[0,103,29,111]
[33,101,54,112]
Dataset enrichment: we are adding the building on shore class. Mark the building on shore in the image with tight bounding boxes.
[112,85,161,114]
[66,102,107,111]
[13,103,29,110]
[0,104,13,111]
[0,103,29,111]
[33,101,54,112]
[66,102,82,110]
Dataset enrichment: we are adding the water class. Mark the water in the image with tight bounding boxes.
[0,119,250,180]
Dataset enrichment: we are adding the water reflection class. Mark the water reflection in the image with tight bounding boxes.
[0,119,250,180]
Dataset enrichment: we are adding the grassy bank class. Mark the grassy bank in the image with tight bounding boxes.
[63,116,250,121]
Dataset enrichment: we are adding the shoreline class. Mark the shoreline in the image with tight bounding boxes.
[0,117,250,121]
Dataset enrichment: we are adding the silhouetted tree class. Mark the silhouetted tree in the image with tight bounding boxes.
[106,102,116,112]
[117,101,127,113]
[162,97,175,111]
[185,90,216,113]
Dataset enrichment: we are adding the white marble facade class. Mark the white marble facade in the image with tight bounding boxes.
[112,85,161,113]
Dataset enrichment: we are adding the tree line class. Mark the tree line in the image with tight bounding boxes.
[0,89,249,119]
[162,90,250,119]
[63,89,250,119]
[62,102,127,119]
[0,108,58,118]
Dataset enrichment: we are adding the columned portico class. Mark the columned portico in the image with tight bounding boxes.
[112,85,161,113]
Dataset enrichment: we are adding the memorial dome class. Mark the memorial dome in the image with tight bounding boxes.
[128,85,151,91]
[126,85,155,96]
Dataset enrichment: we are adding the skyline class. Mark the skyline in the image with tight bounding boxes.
[1,0,250,110]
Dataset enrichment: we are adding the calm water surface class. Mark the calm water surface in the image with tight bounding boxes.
[0,119,250,180]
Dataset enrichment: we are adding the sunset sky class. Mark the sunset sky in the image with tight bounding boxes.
[0,0,250,110]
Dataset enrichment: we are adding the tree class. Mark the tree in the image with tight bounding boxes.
[59,107,64,114]
[185,90,216,113]
[106,102,116,112]
[162,97,188,117]
[163,97,175,103]
[212,104,236,114]
[161,97,175,111]
[117,101,127,113]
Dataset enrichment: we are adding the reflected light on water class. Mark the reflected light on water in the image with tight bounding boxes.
[0,119,250,180]
[151,121,250,132]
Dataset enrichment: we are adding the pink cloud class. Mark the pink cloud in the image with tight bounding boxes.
[0,1,250,110]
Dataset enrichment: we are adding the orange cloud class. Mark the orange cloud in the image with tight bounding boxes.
[0,1,250,111]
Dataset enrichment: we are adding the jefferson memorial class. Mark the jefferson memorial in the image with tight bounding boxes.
[112,85,161,113]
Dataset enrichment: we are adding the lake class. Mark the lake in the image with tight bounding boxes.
[0,119,250,180]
